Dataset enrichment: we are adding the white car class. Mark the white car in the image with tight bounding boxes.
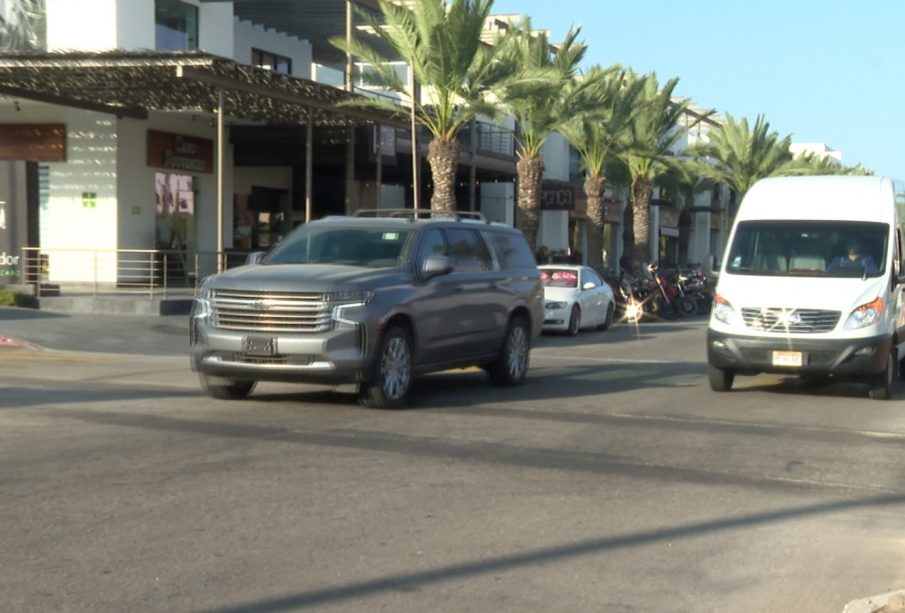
[539,265,615,335]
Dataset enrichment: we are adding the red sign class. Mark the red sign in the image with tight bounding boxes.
[0,124,66,162]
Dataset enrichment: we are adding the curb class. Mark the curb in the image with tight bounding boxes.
[844,590,905,613]
[0,335,42,350]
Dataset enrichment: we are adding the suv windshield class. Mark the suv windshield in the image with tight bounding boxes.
[263,224,414,268]
[726,220,888,278]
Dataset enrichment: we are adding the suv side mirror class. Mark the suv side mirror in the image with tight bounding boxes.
[422,254,452,278]
[246,251,265,265]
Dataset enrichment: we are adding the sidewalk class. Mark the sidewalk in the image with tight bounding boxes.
[0,306,188,356]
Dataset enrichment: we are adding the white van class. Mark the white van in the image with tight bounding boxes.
[707,175,905,399]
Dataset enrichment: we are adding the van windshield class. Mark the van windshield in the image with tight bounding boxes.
[725,220,888,278]
[263,225,414,268]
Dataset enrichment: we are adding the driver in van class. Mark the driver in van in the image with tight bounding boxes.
[827,241,878,274]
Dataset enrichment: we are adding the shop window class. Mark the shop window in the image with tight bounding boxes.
[252,48,292,75]
[155,0,198,51]
[0,0,47,51]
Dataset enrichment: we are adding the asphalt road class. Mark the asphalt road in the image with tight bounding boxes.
[1,309,904,612]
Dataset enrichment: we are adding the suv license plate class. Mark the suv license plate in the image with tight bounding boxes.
[772,350,804,368]
[243,336,275,356]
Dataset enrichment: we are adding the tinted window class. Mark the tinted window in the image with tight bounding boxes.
[727,220,888,278]
[155,0,198,51]
[445,228,492,271]
[264,224,412,267]
[486,231,537,269]
[417,229,447,262]
[582,269,603,287]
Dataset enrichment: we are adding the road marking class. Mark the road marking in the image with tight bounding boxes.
[533,353,677,365]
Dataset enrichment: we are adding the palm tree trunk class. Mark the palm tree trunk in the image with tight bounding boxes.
[427,138,459,214]
[584,173,605,270]
[517,155,544,253]
[631,176,653,265]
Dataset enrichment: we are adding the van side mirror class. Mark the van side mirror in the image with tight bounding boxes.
[422,254,452,278]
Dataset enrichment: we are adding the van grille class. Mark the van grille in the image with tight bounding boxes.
[211,290,332,333]
[741,308,840,333]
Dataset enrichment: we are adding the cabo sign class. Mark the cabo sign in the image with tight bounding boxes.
[0,251,19,277]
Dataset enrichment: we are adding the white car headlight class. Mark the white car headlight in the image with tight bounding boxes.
[545,301,568,310]
[844,297,883,330]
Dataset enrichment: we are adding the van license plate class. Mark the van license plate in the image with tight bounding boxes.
[244,336,275,356]
[772,350,803,367]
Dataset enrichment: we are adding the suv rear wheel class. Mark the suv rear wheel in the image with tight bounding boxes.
[360,326,413,409]
[487,316,530,386]
[200,375,256,400]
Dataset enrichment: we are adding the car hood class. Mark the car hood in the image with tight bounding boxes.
[208,263,407,292]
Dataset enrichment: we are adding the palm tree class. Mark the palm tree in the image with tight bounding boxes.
[559,66,644,269]
[619,72,701,268]
[793,152,873,176]
[0,0,46,50]
[658,164,715,266]
[493,19,589,251]
[331,0,511,213]
[689,113,796,209]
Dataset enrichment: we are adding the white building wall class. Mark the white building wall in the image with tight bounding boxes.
[234,20,313,79]
[480,182,514,226]
[199,2,235,58]
[538,210,568,252]
[541,133,570,182]
[7,100,119,281]
[47,0,118,50]
[116,0,155,49]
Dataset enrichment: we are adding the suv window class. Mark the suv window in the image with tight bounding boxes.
[416,228,448,262]
[265,224,412,267]
[445,228,492,271]
[486,231,537,269]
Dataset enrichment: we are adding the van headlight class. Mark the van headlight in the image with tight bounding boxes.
[844,297,883,330]
[711,294,736,325]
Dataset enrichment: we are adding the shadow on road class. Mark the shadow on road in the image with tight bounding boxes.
[205,493,905,613]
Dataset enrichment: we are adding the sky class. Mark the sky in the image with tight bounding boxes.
[489,0,905,178]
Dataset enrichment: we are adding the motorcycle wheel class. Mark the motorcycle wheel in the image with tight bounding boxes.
[679,297,698,317]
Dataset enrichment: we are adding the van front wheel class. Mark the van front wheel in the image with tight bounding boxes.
[708,365,734,392]
[868,348,896,400]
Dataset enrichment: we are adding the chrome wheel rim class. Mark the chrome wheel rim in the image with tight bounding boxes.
[380,337,411,400]
[506,325,528,379]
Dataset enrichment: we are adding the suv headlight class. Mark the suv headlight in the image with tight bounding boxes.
[331,291,374,325]
[711,294,736,325]
[192,277,213,318]
[844,297,883,330]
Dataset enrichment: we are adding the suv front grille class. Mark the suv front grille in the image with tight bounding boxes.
[741,307,840,333]
[211,290,332,333]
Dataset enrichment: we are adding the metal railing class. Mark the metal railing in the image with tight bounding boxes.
[458,121,515,157]
[20,247,253,299]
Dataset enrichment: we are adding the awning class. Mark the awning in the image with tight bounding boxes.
[0,49,401,127]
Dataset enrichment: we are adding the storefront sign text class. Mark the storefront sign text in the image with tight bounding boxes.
[0,124,66,162]
[147,130,213,174]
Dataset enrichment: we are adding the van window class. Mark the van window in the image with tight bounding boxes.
[726,220,888,278]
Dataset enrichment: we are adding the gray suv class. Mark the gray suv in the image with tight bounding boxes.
[190,210,543,408]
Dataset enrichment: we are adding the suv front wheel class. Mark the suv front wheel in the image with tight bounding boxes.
[200,374,256,400]
[487,316,530,386]
[360,326,414,409]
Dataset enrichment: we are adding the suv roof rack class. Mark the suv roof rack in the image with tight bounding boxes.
[354,209,488,223]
